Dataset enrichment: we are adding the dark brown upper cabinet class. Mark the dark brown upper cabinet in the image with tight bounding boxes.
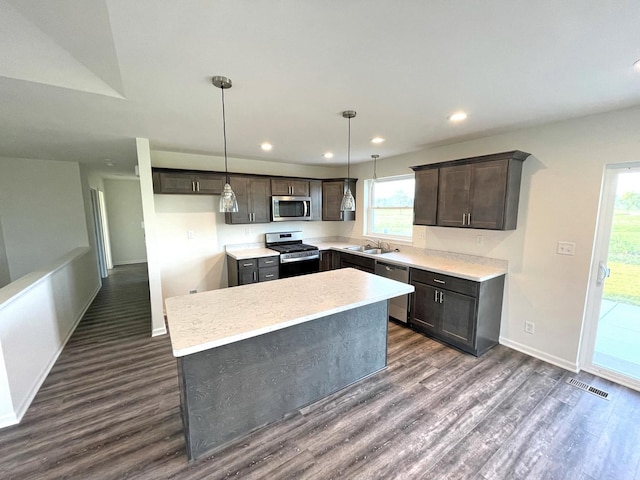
[152,169,225,194]
[412,150,529,230]
[322,179,357,221]
[224,175,272,224]
[271,178,310,196]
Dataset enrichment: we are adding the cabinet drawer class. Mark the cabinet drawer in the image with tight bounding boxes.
[238,259,258,270]
[410,268,478,297]
[258,256,279,268]
[258,266,279,282]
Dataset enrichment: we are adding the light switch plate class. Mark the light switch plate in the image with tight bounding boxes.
[557,241,576,255]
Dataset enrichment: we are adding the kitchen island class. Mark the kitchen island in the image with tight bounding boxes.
[165,268,414,460]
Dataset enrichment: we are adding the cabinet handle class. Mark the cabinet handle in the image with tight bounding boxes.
[196,181,200,192]
[462,213,466,225]
[264,260,274,264]
[243,263,253,267]
[265,274,274,278]
[439,291,444,303]
[467,213,471,225]
[433,279,445,284]
[434,290,438,302]
[192,181,196,192]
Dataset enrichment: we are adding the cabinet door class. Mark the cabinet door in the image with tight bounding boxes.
[157,172,196,194]
[309,180,322,220]
[323,180,356,221]
[249,177,272,223]
[225,176,251,224]
[437,164,471,227]
[271,179,291,196]
[410,282,440,335]
[414,169,439,225]
[196,173,224,194]
[319,250,334,271]
[440,290,476,349]
[290,180,310,196]
[322,181,345,221]
[469,160,508,230]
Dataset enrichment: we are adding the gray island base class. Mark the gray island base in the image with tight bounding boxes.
[165,268,414,461]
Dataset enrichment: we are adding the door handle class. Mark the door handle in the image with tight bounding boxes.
[597,261,611,285]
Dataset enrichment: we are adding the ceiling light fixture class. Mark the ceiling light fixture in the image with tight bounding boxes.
[371,137,385,144]
[448,112,468,122]
[323,152,334,159]
[340,110,356,212]
[371,154,379,183]
[213,76,238,213]
[260,142,273,151]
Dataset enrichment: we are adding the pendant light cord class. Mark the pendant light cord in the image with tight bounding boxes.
[221,85,229,183]
[347,116,351,180]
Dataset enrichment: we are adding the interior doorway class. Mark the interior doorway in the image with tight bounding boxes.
[581,164,640,391]
[90,188,112,278]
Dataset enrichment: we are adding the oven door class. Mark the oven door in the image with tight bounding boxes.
[279,258,320,278]
[272,196,312,221]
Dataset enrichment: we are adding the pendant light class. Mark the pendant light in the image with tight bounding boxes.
[371,154,379,182]
[213,76,239,213]
[340,110,356,212]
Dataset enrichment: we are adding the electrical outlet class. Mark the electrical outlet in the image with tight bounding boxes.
[525,321,535,334]
[476,235,484,245]
[189,289,197,294]
[245,228,253,236]
[557,241,575,255]
[419,230,426,239]
[187,230,195,240]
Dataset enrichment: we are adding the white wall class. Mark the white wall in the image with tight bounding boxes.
[0,218,10,288]
[346,105,640,371]
[103,179,147,265]
[137,139,166,336]
[151,150,349,299]
[0,157,89,280]
[0,247,100,427]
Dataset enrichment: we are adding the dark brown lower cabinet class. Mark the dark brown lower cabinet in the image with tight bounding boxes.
[338,251,375,274]
[227,255,279,287]
[319,250,337,271]
[409,268,505,356]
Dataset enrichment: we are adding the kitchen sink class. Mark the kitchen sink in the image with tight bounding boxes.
[345,246,390,255]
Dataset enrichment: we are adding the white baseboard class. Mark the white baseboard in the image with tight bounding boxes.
[12,282,101,424]
[499,336,579,373]
[152,326,167,337]
[113,259,147,266]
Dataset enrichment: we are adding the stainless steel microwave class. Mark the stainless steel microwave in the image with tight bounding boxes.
[271,196,312,221]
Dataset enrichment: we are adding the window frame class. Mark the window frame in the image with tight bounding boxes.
[364,174,415,242]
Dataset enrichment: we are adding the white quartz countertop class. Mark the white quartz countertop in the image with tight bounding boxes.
[226,247,279,260]
[165,268,415,357]
[313,241,507,282]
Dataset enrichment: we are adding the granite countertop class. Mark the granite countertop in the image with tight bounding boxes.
[313,241,507,282]
[165,268,414,357]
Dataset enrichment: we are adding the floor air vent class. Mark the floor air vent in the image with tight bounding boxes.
[566,377,610,400]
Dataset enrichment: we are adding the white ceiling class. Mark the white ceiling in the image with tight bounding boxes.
[2,0,640,177]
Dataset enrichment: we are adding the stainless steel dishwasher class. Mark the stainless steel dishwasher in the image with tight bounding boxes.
[374,261,409,323]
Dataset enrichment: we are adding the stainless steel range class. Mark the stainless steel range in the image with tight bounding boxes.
[265,231,320,278]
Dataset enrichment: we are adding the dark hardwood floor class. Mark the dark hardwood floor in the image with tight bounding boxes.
[2,263,640,479]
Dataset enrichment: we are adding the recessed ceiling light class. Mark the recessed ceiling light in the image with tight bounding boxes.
[323,152,334,159]
[448,112,468,122]
[634,59,640,70]
[105,159,114,167]
[371,137,385,144]
[260,142,273,151]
